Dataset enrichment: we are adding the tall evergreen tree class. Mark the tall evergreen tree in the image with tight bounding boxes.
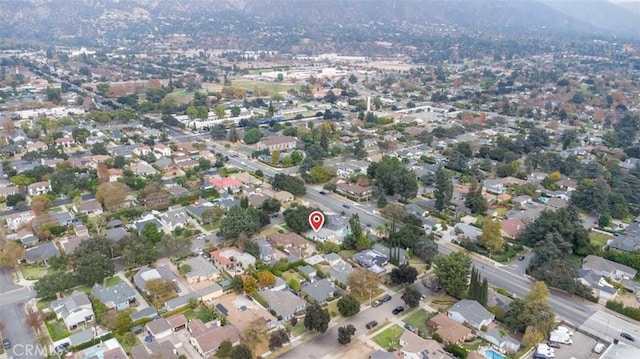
[480,279,489,306]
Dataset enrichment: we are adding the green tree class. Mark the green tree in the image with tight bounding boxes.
[434,168,453,211]
[230,106,241,117]
[337,295,361,317]
[272,174,306,196]
[465,179,488,214]
[433,252,472,298]
[390,264,418,285]
[228,126,238,142]
[242,276,259,295]
[402,287,422,308]
[347,269,379,298]
[337,324,356,345]
[268,328,290,351]
[304,303,330,333]
[219,206,261,240]
[478,219,503,255]
[229,344,253,359]
[71,237,115,286]
[142,221,163,243]
[413,235,439,263]
[243,128,263,144]
[283,205,318,233]
[214,104,226,119]
[216,340,233,358]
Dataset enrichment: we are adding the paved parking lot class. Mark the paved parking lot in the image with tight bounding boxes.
[553,331,603,359]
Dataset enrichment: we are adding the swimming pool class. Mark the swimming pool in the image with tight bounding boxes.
[484,348,506,359]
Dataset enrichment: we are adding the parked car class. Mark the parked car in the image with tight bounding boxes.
[392,306,405,315]
[517,255,526,261]
[2,338,11,349]
[55,343,70,353]
[404,324,415,332]
[547,342,561,348]
[366,320,378,329]
[381,294,392,302]
[620,332,636,342]
[372,300,382,308]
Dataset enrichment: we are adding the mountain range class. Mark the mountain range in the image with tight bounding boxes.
[0,0,637,46]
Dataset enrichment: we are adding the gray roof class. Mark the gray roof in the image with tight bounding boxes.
[91,281,136,306]
[302,279,335,303]
[133,218,163,233]
[328,262,354,285]
[25,242,59,263]
[68,328,95,346]
[261,290,307,319]
[146,317,172,335]
[105,227,129,243]
[353,249,387,268]
[372,243,408,265]
[578,269,617,294]
[133,266,177,293]
[448,299,494,328]
[299,265,316,276]
[482,327,520,349]
[583,255,637,277]
[159,206,190,227]
[129,307,158,322]
[51,290,92,320]
[255,238,272,259]
[183,256,219,279]
[369,350,397,359]
[20,235,39,246]
[325,253,342,262]
[164,292,201,311]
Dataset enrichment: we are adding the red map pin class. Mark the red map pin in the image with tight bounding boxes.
[309,211,325,232]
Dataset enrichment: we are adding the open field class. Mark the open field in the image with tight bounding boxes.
[227,80,299,95]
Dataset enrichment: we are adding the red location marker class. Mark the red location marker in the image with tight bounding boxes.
[309,211,325,232]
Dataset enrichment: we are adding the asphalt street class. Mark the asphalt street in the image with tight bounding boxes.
[278,292,406,359]
[0,268,37,359]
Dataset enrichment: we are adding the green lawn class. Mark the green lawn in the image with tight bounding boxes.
[282,270,305,284]
[227,80,299,95]
[339,250,357,258]
[105,276,121,287]
[372,324,405,350]
[21,264,47,280]
[461,338,485,351]
[403,308,435,334]
[326,300,340,318]
[354,288,384,304]
[165,89,194,104]
[46,320,70,341]
[284,321,307,338]
[590,232,611,248]
[73,285,92,295]
[184,306,214,323]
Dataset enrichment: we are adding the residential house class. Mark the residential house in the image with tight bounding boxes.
[51,290,94,330]
[25,242,59,264]
[255,238,273,262]
[399,330,452,359]
[336,182,373,201]
[145,317,172,340]
[267,232,316,259]
[483,179,506,194]
[190,323,241,358]
[0,185,19,198]
[27,181,51,196]
[256,136,297,151]
[405,203,429,218]
[302,278,335,304]
[198,283,224,303]
[447,300,495,330]
[372,243,408,265]
[167,313,188,332]
[164,292,202,311]
[336,161,369,178]
[299,265,317,280]
[453,223,482,242]
[578,269,618,300]
[55,136,75,148]
[131,341,177,359]
[231,172,262,186]
[154,144,172,157]
[20,234,39,248]
[182,256,220,283]
[73,199,104,216]
[134,161,159,176]
[582,255,637,282]
[6,210,35,231]
[158,205,192,231]
[327,262,354,287]
[500,218,526,239]
[210,247,256,275]
[261,188,294,202]
[133,146,153,157]
[324,252,343,266]
[133,266,178,295]
[207,176,243,192]
[261,290,307,322]
[132,213,164,233]
[107,168,123,183]
[353,249,388,274]
[248,193,268,208]
[427,313,474,345]
[481,328,521,353]
[91,281,137,312]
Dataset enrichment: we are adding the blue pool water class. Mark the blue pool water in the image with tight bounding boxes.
[484,349,506,359]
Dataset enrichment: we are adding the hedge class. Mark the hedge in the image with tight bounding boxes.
[605,300,640,321]
[70,333,114,352]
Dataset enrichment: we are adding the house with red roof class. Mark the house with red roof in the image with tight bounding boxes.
[207,176,243,192]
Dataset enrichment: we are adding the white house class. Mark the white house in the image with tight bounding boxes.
[158,206,192,232]
[50,291,95,331]
[27,181,52,196]
[6,210,36,231]
[153,144,172,157]
[447,299,495,330]
[145,317,172,340]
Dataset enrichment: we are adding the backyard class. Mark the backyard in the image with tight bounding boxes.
[105,276,121,287]
[372,324,404,351]
[590,232,612,249]
[184,306,214,323]
[281,270,305,284]
[403,308,435,335]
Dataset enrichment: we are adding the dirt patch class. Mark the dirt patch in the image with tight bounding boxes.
[334,339,375,359]
[615,291,640,309]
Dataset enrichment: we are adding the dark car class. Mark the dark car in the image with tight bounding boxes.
[55,342,70,353]
[382,294,392,302]
[621,332,636,342]
[517,255,526,261]
[319,191,327,195]
[404,324,415,332]
[372,300,382,308]
[342,204,350,209]
[547,342,561,348]
[392,306,405,315]
[2,338,11,349]
[366,320,379,329]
